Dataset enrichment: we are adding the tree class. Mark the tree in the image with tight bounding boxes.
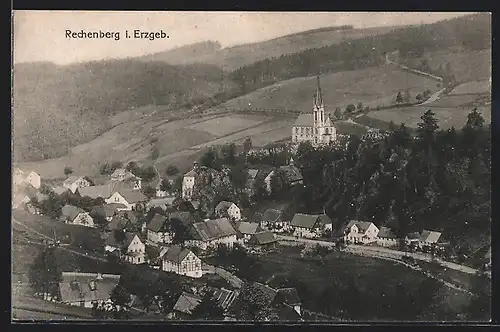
[229,164,248,190]
[28,247,62,300]
[100,163,111,175]
[416,94,423,102]
[151,147,159,160]
[169,217,189,245]
[334,107,343,119]
[396,91,403,104]
[356,102,364,111]
[464,108,485,131]
[417,110,439,143]
[345,104,356,113]
[220,143,237,165]
[110,285,131,309]
[64,166,73,176]
[243,138,253,154]
[142,185,155,198]
[404,89,411,104]
[165,165,179,176]
[253,175,268,199]
[235,282,280,321]
[160,179,172,193]
[200,148,219,169]
[423,89,432,99]
[191,293,225,320]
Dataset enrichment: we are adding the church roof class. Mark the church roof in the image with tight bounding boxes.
[314,75,323,107]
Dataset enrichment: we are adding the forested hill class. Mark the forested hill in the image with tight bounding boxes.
[231,13,491,93]
[135,25,398,71]
[296,108,490,260]
[12,59,235,162]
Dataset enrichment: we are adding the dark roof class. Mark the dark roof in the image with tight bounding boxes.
[145,245,162,263]
[61,205,85,221]
[59,272,120,304]
[106,214,134,232]
[251,231,278,245]
[147,197,176,209]
[161,245,194,264]
[345,220,374,233]
[169,211,195,228]
[173,292,201,314]
[274,288,301,306]
[290,213,330,229]
[104,231,141,250]
[378,226,397,239]
[147,214,168,232]
[236,222,260,235]
[90,205,119,219]
[115,189,147,204]
[189,218,237,241]
[262,209,281,223]
[215,201,236,213]
[77,184,114,199]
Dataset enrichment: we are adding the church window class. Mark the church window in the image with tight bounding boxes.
[314,112,317,122]
[325,128,329,134]
[301,128,304,134]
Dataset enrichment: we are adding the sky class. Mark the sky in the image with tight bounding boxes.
[13,11,472,65]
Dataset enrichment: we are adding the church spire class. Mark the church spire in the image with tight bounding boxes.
[314,75,323,107]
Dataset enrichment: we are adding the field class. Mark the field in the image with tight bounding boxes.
[239,246,470,321]
[426,49,491,83]
[450,80,491,95]
[216,67,440,113]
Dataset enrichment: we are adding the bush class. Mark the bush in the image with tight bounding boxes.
[165,165,179,176]
[64,166,73,176]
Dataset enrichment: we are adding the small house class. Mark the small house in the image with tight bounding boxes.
[377,226,399,248]
[106,211,141,233]
[25,171,41,189]
[60,205,95,228]
[260,208,289,232]
[90,204,119,222]
[58,272,120,308]
[104,231,145,264]
[344,220,380,245]
[160,245,202,278]
[290,213,332,238]
[110,168,142,190]
[105,189,147,211]
[215,201,241,221]
[63,176,92,194]
[248,231,278,249]
[146,213,172,244]
[235,221,261,242]
[187,218,238,250]
[147,197,176,211]
[77,185,114,200]
[169,292,202,320]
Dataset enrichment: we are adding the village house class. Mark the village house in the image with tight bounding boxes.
[104,231,146,264]
[60,205,95,228]
[248,231,278,249]
[110,168,142,190]
[146,213,172,244]
[63,176,92,194]
[260,208,290,232]
[13,168,41,189]
[105,189,147,211]
[160,245,202,278]
[147,197,176,211]
[278,157,303,186]
[169,211,196,230]
[78,185,114,200]
[187,218,238,250]
[344,220,380,245]
[290,213,332,238]
[168,292,202,320]
[215,201,242,221]
[182,162,200,200]
[90,204,120,222]
[417,230,443,248]
[376,226,399,248]
[235,221,262,243]
[58,272,120,308]
[106,211,141,233]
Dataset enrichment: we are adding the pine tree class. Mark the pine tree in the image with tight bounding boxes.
[396,91,404,104]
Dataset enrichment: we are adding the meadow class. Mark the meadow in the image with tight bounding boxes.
[216,67,440,113]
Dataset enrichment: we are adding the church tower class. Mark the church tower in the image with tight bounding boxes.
[313,75,325,144]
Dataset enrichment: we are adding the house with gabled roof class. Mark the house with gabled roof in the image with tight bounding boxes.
[13,168,41,190]
[260,208,291,232]
[58,272,120,308]
[215,201,242,221]
[344,220,379,245]
[248,231,278,249]
[377,226,399,248]
[63,176,92,194]
[90,204,119,222]
[160,245,202,278]
[77,184,114,200]
[60,204,95,228]
[110,168,142,190]
[234,221,262,243]
[290,213,332,238]
[187,218,238,250]
[105,189,147,211]
[104,231,145,264]
[146,213,171,244]
[147,197,176,210]
[105,211,141,232]
[168,292,202,320]
[52,186,70,196]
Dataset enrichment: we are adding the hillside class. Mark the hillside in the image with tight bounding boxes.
[136,25,399,71]
[230,13,491,93]
[12,59,237,162]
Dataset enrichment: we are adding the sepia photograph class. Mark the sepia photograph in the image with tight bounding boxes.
[12,11,491,322]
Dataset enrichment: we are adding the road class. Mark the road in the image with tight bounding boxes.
[276,235,477,275]
[419,88,446,105]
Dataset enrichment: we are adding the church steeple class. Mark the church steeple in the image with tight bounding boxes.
[314,75,323,108]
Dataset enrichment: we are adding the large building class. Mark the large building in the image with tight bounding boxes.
[292,76,337,146]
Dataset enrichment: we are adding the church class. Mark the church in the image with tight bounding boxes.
[292,76,337,146]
